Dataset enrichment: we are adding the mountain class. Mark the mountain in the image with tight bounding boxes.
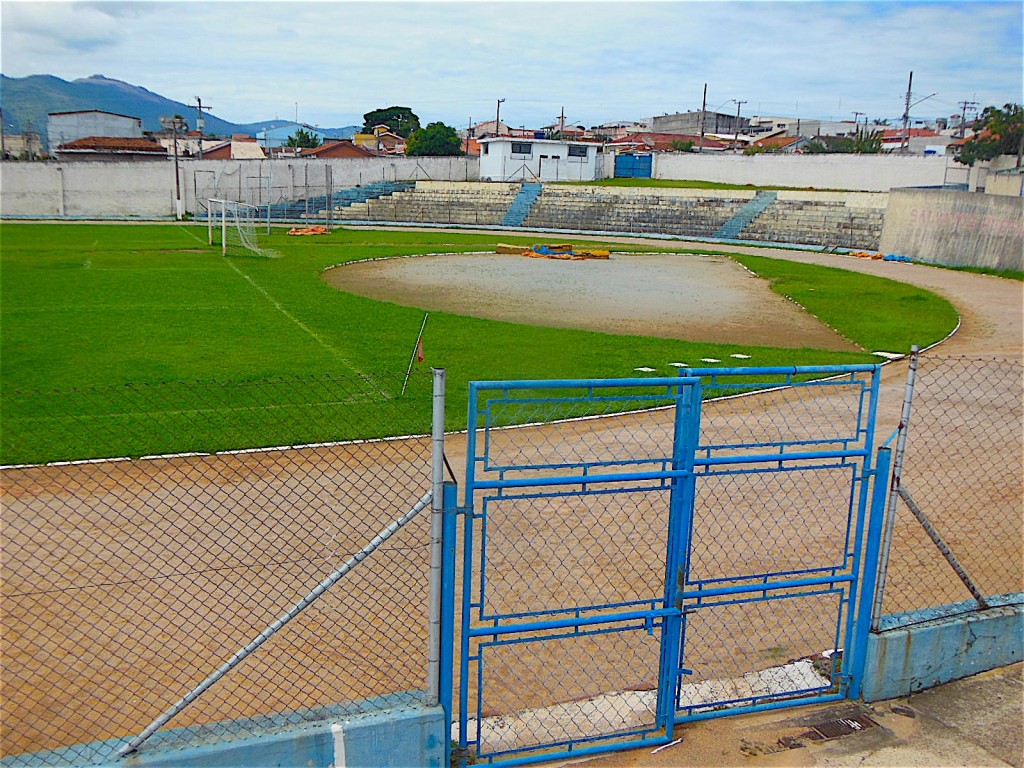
[0,74,357,148]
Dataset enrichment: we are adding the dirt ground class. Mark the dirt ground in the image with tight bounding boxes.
[2,234,1021,761]
[322,251,858,350]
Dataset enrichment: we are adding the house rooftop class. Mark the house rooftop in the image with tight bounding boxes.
[57,137,166,153]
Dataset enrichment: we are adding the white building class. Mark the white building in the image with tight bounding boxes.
[478,137,601,182]
[47,110,143,151]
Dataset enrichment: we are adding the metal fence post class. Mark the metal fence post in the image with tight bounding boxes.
[871,346,919,630]
[849,446,891,700]
[427,368,446,705]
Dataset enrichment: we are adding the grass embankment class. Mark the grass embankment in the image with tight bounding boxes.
[0,224,958,463]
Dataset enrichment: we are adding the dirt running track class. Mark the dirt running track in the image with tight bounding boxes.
[2,232,1021,760]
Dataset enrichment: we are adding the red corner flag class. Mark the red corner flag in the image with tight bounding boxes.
[416,337,425,363]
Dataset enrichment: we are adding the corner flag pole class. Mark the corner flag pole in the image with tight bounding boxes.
[401,312,429,396]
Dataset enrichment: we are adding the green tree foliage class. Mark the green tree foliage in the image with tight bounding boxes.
[669,139,695,152]
[362,107,421,138]
[405,122,464,156]
[285,128,321,148]
[802,129,881,155]
[957,103,1023,167]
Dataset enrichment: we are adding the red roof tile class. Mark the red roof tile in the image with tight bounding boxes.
[57,137,166,153]
[608,132,728,151]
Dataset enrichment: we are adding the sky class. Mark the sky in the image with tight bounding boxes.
[1,0,1021,131]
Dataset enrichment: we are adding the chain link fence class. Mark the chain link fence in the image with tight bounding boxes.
[874,354,1024,626]
[1,372,435,766]
[457,370,881,761]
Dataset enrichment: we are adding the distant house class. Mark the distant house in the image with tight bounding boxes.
[353,126,405,155]
[591,121,651,140]
[47,110,143,152]
[54,136,166,161]
[652,111,749,136]
[300,140,375,159]
[751,135,811,153]
[478,136,601,182]
[2,131,43,160]
[607,132,728,152]
[880,128,946,154]
[201,136,266,160]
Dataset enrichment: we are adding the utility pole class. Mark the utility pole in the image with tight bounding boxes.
[852,111,865,128]
[495,98,505,137]
[559,106,565,138]
[901,72,913,153]
[190,97,209,160]
[957,99,978,138]
[732,99,746,151]
[698,83,707,152]
[0,107,6,161]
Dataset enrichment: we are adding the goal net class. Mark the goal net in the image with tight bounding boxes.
[208,199,278,258]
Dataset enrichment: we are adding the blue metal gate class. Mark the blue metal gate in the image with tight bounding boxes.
[614,152,653,178]
[450,367,890,765]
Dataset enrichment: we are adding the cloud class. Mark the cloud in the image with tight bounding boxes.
[1,2,129,53]
[1,1,1020,129]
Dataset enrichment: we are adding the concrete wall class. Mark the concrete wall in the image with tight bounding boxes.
[1,157,480,218]
[862,600,1024,702]
[879,188,1024,270]
[651,153,953,191]
[0,161,177,217]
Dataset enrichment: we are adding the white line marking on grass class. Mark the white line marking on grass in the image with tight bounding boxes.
[222,258,364,371]
[178,224,387,394]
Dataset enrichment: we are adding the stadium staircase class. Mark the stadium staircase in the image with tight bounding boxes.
[258,181,414,220]
[500,183,543,227]
[713,190,778,239]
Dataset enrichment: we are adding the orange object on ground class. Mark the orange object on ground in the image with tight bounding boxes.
[287,226,330,236]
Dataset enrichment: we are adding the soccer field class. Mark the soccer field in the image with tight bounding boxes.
[0,223,958,464]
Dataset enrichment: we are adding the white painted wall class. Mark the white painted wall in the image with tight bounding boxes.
[651,153,955,191]
[1,157,480,218]
[478,138,599,182]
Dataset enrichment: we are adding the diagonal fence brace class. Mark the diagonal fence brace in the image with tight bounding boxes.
[898,486,990,610]
[118,489,434,758]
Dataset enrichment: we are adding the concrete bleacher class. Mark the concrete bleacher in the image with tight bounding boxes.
[523,185,750,238]
[334,181,888,250]
[336,181,521,226]
[740,191,888,249]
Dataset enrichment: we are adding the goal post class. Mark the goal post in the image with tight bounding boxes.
[208,198,277,258]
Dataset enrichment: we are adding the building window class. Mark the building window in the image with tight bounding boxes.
[568,145,588,158]
[511,142,532,155]
[483,144,488,154]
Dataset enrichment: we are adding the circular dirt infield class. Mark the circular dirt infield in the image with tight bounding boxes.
[322,252,859,351]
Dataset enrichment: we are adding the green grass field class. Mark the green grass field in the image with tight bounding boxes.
[0,223,959,463]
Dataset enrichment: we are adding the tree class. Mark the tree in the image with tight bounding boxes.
[957,103,1023,168]
[801,129,881,155]
[405,122,464,156]
[669,139,695,152]
[285,128,321,148]
[362,107,420,138]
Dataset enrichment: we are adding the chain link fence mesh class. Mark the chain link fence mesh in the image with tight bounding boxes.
[458,373,877,760]
[1,372,434,766]
[877,354,1024,623]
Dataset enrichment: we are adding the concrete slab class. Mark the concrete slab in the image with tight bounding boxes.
[564,663,1023,768]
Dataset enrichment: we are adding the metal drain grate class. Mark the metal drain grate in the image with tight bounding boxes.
[810,714,878,740]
